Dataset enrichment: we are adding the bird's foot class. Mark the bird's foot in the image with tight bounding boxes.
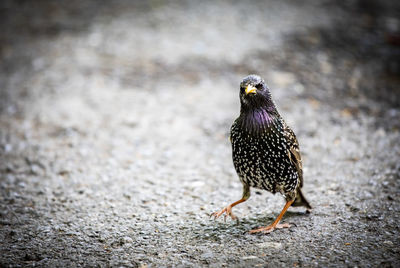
[249,223,290,234]
[210,205,237,222]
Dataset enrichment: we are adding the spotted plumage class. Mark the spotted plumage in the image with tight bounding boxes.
[231,116,298,196]
[212,74,311,234]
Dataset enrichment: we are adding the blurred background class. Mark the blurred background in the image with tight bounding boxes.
[0,0,399,267]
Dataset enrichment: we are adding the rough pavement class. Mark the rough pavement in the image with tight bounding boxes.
[1,0,399,267]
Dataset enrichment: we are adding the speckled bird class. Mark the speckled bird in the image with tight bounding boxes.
[212,74,311,234]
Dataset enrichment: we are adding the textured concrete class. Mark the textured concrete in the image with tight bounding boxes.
[0,0,399,267]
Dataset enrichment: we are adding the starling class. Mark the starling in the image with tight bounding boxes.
[212,74,311,234]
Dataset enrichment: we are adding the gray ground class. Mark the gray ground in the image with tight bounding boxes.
[1,0,400,267]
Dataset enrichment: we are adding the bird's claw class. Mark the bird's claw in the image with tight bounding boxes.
[249,223,291,234]
[210,206,238,222]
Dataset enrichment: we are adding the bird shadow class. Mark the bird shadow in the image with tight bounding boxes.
[193,209,311,242]
[240,210,310,226]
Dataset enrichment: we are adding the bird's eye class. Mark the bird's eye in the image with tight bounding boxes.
[255,83,263,90]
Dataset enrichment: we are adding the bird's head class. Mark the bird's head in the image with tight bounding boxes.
[239,74,273,111]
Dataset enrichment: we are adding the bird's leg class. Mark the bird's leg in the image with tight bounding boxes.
[211,184,250,222]
[211,198,246,221]
[249,199,294,234]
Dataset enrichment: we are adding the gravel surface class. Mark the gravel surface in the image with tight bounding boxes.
[1,0,399,267]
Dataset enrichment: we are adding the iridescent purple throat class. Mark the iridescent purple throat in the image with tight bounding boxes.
[240,107,278,134]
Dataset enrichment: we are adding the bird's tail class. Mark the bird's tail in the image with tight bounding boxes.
[292,188,312,209]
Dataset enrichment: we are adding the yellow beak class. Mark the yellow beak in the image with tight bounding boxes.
[245,85,257,95]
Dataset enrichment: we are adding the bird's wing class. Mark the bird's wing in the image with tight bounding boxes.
[283,123,303,188]
[229,118,239,144]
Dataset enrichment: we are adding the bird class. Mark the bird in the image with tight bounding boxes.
[211,74,311,234]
